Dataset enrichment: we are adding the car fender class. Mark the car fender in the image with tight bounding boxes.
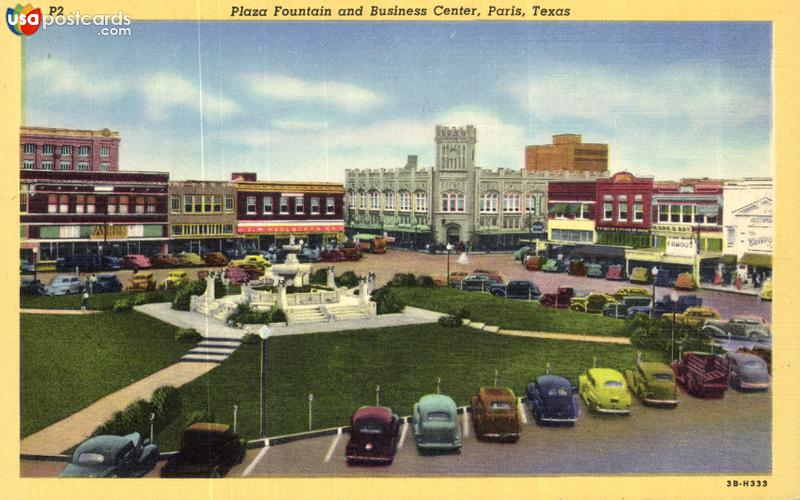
[702,325,726,338]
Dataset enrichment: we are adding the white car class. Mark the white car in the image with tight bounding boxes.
[45,274,83,295]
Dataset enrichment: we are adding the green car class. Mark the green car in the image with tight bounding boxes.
[585,263,604,278]
[541,259,565,273]
[176,252,204,267]
[411,394,462,452]
[513,246,531,262]
[578,368,631,415]
[625,360,679,407]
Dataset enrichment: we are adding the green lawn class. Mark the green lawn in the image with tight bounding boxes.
[393,286,627,337]
[20,286,241,311]
[20,311,199,437]
[154,324,663,451]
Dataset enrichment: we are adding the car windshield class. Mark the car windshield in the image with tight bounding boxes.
[426,411,451,421]
[489,401,512,411]
[546,387,571,397]
[742,361,765,372]
[603,381,623,388]
[358,423,384,434]
[653,373,673,381]
[76,452,106,464]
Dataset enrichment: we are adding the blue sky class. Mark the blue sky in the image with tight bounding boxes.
[23,22,772,182]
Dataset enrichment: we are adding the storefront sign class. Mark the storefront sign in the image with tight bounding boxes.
[665,237,696,257]
[531,222,544,233]
[652,223,694,234]
[238,223,344,234]
[747,234,772,252]
[90,225,128,240]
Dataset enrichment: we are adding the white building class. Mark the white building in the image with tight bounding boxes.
[722,178,773,281]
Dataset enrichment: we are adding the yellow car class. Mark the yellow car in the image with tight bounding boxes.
[161,270,189,289]
[230,254,271,269]
[128,272,156,292]
[614,287,652,299]
[569,293,619,313]
[668,306,721,328]
[760,279,772,301]
[175,252,204,267]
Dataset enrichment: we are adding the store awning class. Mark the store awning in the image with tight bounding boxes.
[570,245,626,259]
[740,253,772,269]
[720,254,738,265]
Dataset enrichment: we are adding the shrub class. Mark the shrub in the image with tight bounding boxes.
[185,408,215,427]
[112,298,132,313]
[172,286,194,311]
[172,279,213,311]
[132,293,148,306]
[241,333,261,345]
[150,386,181,432]
[390,273,417,287]
[309,268,329,285]
[416,275,435,288]
[335,271,360,288]
[271,308,287,323]
[175,328,202,343]
[438,315,463,327]
[94,399,153,437]
[625,314,712,357]
[228,303,286,325]
[449,307,471,321]
[370,287,406,314]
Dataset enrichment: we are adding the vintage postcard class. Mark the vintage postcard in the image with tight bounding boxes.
[4,0,799,498]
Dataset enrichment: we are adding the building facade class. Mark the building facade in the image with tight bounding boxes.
[168,180,238,254]
[20,127,121,172]
[21,169,170,260]
[595,171,653,249]
[546,180,598,247]
[235,174,345,250]
[345,125,607,250]
[722,178,773,283]
[525,134,608,173]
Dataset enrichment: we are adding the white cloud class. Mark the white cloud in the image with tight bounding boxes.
[271,119,329,131]
[244,73,383,113]
[140,72,242,121]
[27,59,128,100]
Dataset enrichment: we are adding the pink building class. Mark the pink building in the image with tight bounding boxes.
[20,126,121,172]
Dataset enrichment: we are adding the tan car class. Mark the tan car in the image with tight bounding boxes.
[668,306,721,328]
[470,387,521,442]
[128,272,156,292]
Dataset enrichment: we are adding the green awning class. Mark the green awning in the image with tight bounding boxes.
[720,254,738,265]
[740,253,771,269]
[352,233,380,241]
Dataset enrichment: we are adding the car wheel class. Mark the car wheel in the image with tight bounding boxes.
[748,332,759,341]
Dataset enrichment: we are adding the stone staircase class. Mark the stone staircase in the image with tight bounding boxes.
[195,297,239,323]
[285,306,327,325]
[324,303,371,321]
[181,337,242,363]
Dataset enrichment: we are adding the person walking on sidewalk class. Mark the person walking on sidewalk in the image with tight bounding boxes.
[80,292,90,313]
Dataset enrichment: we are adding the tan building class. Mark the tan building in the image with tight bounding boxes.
[168,180,238,254]
[525,134,608,173]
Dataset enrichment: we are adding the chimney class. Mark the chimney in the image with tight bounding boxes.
[405,155,418,169]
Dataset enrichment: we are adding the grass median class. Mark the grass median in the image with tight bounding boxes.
[20,310,199,437]
[392,286,627,337]
[154,323,662,451]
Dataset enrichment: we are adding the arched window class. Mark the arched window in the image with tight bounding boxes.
[504,192,521,213]
[441,191,465,212]
[369,190,380,210]
[384,190,395,210]
[415,191,427,212]
[347,190,356,209]
[358,190,367,209]
[480,192,498,213]
[398,191,412,211]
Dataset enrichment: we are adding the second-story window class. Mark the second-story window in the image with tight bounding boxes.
[326,197,335,214]
[246,196,257,214]
[22,160,34,169]
[415,191,427,212]
[100,162,110,171]
[225,195,234,213]
[59,162,71,171]
[633,195,644,222]
[213,196,222,213]
[108,196,117,214]
[77,162,89,171]
[171,195,180,213]
[118,196,129,214]
[399,191,411,211]
[618,196,628,222]
[135,196,145,214]
[59,194,69,213]
[384,191,394,210]
[263,196,273,214]
[369,191,380,210]
[280,196,289,214]
[184,195,192,213]
[311,197,320,214]
[295,196,304,214]
[48,194,57,213]
[41,161,53,170]
[504,192,521,213]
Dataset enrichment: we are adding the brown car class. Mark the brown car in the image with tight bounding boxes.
[232,263,265,280]
[525,256,543,271]
[127,272,156,292]
[203,252,229,267]
[150,253,179,268]
[160,423,246,478]
[470,387,521,442]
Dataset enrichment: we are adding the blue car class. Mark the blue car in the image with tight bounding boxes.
[59,432,159,477]
[93,274,124,293]
[526,375,579,425]
[627,294,703,318]
[654,269,675,287]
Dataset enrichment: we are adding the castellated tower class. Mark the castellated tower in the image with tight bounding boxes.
[432,125,477,245]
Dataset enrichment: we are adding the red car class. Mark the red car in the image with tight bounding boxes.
[150,253,179,268]
[605,264,626,281]
[525,256,543,271]
[538,286,575,308]
[122,254,152,270]
[345,406,400,465]
[320,248,346,262]
[672,352,730,398]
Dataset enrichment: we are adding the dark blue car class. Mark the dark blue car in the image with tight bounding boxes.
[93,274,124,293]
[627,294,703,318]
[526,375,579,425]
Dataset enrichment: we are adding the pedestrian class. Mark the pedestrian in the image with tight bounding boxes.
[89,273,97,294]
[735,275,743,290]
[81,291,89,313]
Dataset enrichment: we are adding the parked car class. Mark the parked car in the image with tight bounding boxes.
[150,253,179,268]
[452,273,500,291]
[20,278,45,295]
[44,274,83,295]
[93,274,124,293]
[525,255,544,271]
[264,247,288,264]
[526,375,579,425]
[225,266,251,285]
[231,254,271,269]
[670,306,721,328]
[176,252,205,267]
[101,255,123,271]
[585,263,605,278]
[541,259,566,273]
[736,346,772,374]
[345,406,401,464]
[539,286,576,308]
[578,368,631,415]
[629,267,651,284]
[127,272,156,292]
[489,280,540,299]
[161,423,246,477]
[353,234,387,254]
[161,270,190,289]
[411,394,461,452]
[760,279,772,301]
[602,295,653,318]
[605,264,626,281]
[122,254,152,270]
[726,352,771,391]
[470,387,521,442]
[629,294,703,318]
[624,359,678,407]
[672,352,730,398]
[298,247,321,263]
[702,316,770,342]
[320,248,346,262]
[59,432,158,477]
[653,268,675,287]
[36,259,59,272]
[472,269,504,283]
[203,252,229,267]
[613,287,651,299]
[568,260,587,276]
[231,263,265,280]
[570,293,618,313]
[674,272,697,290]
[513,246,531,261]
[341,245,363,261]
[20,259,35,274]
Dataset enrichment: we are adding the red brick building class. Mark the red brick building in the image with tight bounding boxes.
[594,171,654,248]
[20,127,121,172]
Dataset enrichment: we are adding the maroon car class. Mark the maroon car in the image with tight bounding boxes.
[538,286,576,308]
[672,352,730,398]
[320,248,346,262]
[225,266,250,285]
[345,406,400,465]
[150,253,179,268]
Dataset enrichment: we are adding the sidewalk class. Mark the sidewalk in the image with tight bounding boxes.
[700,284,760,296]
[134,303,246,340]
[20,308,101,315]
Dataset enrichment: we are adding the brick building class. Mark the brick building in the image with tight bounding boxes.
[525,134,608,173]
[168,180,238,254]
[20,127,121,172]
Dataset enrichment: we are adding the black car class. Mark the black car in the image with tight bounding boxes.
[20,278,45,295]
[58,254,103,272]
[526,375,579,425]
[59,432,159,477]
[102,255,123,271]
[161,423,246,478]
[93,274,124,293]
[653,269,675,287]
[489,280,541,299]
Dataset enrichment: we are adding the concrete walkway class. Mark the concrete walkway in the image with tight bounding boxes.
[461,321,631,344]
[20,308,101,315]
[20,361,215,455]
[134,303,246,340]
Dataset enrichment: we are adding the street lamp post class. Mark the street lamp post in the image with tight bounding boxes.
[258,325,271,439]
[670,290,679,362]
[650,266,659,318]
[445,243,453,285]
[32,247,39,282]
